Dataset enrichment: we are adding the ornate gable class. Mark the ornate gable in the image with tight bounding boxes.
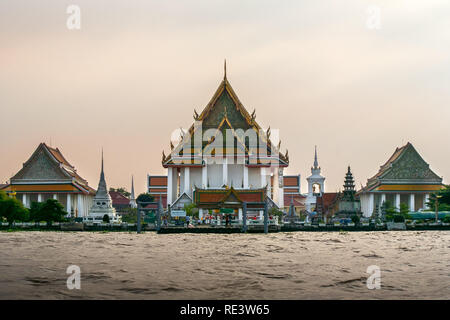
[202,89,251,130]
[220,188,242,204]
[162,67,289,167]
[171,192,193,210]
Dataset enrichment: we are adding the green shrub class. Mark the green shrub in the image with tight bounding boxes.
[351,215,360,224]
[393,215,405,223]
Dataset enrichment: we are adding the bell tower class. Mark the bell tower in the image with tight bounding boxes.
[305,146,325,212]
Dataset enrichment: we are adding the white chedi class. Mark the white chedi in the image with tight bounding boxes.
[84,152,120,223]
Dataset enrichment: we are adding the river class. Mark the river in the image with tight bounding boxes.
[0,231,448,299]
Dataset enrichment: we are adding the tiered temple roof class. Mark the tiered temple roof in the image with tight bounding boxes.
[162,66,289,168]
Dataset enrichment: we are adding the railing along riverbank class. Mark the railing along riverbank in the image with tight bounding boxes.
[1,221,449,232]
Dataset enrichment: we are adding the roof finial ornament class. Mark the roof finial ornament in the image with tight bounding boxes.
[224,59,227,80]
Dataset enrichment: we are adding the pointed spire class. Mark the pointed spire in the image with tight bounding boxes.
[313,145,319,169]
[95,148,109,198]
[130,175,137,208]
[101,148,104,177]
[224,59,227,80]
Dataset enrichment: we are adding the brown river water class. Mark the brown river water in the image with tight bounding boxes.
[0,231,449,299]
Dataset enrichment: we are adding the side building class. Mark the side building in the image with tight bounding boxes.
[1,143,95,217]
[358,142,444,217]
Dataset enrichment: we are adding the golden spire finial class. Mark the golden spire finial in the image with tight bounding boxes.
[224,59,227,79]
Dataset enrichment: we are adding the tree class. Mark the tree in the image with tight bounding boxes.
[399,203,411,219]
[121,208,139,223]
[30,199,67,224]
[351,214,360,225]
[29,202,43,222]
[136,193,154,204]
[381,201,396,221]
[0,191,29,223]
[427,185,450,212]
[184,203,198,218]
[437,185,450,205]
[269,207,284,223]
[109,187,131,198]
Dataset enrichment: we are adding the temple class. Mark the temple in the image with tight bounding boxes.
[161,63,289,219]
[1,143,95,217]
[358,142,444,217]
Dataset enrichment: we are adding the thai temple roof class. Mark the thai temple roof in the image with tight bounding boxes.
[9,143,95,195]
[162,63,289,167]
[193,187,266,208]
[360,142,443,193]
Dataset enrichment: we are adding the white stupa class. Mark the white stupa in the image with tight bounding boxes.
[130,175,137,209]
[84,151,119,223]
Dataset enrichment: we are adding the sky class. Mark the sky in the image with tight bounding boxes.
[0,0,449,195]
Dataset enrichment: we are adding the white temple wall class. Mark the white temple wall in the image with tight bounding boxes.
[207,163,223,187]
[228,164,243,188]
[190,168,202,195]
[248,168,261,188]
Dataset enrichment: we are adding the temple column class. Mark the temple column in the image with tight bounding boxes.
[238,208,243,221]
[199,208,203,220]
[53,194,57,200]
[167,167,173,206]
[222,158,228,186]
[202,163,207,188]
[67,194,72,215]
[395,194,401,210]
[380,193,386,206]
[409,194,415,212]
[77,194,84,218]
[243,165,249,189]
[272,168,279,204]
[22,194,28,208]
[184,167,190,196]
[176,169,180,198]
[267,172,272,199]
[278,168,284,209]
[380,193,386,215]
[424,194,430,209]
[37,194,42,202]
[368,193,375,216]
[261,167,266,188]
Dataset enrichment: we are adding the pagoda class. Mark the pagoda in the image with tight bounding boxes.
[161,62,289,220]
[342,166,356,201]
[85,151,119,223]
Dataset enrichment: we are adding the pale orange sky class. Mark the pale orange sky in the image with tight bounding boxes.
[0,0,449,195]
